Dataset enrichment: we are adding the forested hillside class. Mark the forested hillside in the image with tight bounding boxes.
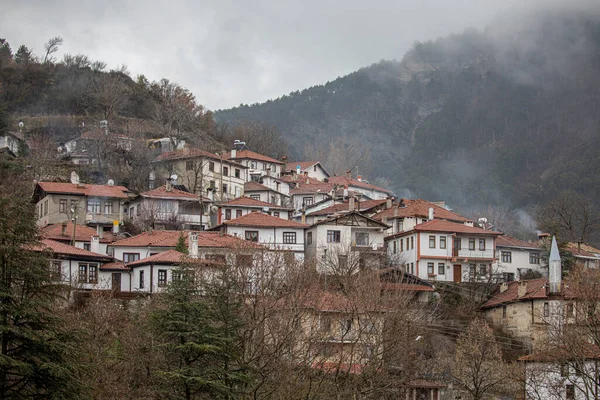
[216,10,600,215]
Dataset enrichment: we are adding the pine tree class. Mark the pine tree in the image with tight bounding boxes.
[0,195,85,399]
[175,232,188,254]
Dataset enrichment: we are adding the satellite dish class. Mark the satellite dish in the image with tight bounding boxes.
[107,179,115,186]
[57,146,63,153]
[170,174,178,181]
[262,206,269,213]
[18,121,24,128]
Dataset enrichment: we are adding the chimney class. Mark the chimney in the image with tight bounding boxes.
[266,167,271,177]
[61,222,67,236]
[231,149,237,159]
[428,207,434,221]
[386,198,392,209]
[296,165,301,177]
[343,185,349,199]
[188,232,199,259]
[96,224,103,239]
[500,282,509,293]
[382,216,388,225]
[112,221,119,234]
[90,235,100,254]
[346,169,351,179]
[70,171,80,184]
[517,281,527,298]
[301,211,306,225]
[166,178,172,192]
[549,235,562,294]
[357,175,362,182]
[349,197,355,212]
[394,207,398,218]
[304,171,309,184]
[183,145,190,155]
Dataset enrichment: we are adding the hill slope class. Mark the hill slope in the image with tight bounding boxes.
[216,10,600,211]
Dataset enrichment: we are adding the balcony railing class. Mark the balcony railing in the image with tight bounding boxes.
[453,249,494,259]
[351,243,385,252]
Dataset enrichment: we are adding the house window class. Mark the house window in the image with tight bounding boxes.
[502,306,507,318]
[400,239,404,252]
[411,236,414,250]
[206,254,227,265]
[209,161,215,172]
[273,212,280,218]
[225,209,232,220]
[223,166,229,176]
[319,315,331,332]
[469,238,475,250]
[338,255,348,269]
[83,243,91,251]
[438,263,445,275]
[123,253,140,263]
[50,261,62,280]
[158,270,167,287]
[427,262,434,275]
[429,235,436,248]
[236,210,242,218]
[355,232,369,246]
[302,197,313,206]
[87,200,101,214]
[78,263,97,284]
[245,231,259,242]
[283,232,296,244]
[139,270,145,289]
[59,199,67,213]
[440,236,446,249]
[398,220,403,232]
[479,264,488,276]
[44,200,48,216]
[544,302,549,318]
[306,232,312,245]
[327,230,341,243]
[560,363,569,377]
[89,265,97,283]
[250,194,260,200]
[392,241,397,254]
[501,251,512,263]
[469,264,476,276]
[530,252,540,264]
[186,160,194,171]
[104,201,113,215]
[340,319,352,336]
[129,207,134,218]
[566,303,575,317]
[136,204,141,216]
[566,384,575,400]
[222,183,228,195]
[479,238,486,251]
[235,169,241,178]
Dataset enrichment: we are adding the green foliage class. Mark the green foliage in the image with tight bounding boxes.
[175,233,188,254]
[0,195,85,399]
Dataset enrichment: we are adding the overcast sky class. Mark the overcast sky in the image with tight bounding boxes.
[1,0,587,110]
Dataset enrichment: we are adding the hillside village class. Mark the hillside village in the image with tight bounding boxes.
[5,123,600,399]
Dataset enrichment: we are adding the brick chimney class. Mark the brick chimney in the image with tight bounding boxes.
[386,198,392,209]
[188,232,198,259]
[428,207,434,221]
[61,222,67,236]
[517,281,527,298]
[231,149,237,158]
[166,178,172,192]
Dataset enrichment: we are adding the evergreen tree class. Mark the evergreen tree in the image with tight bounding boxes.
[150,263,249,399]
[0,195,85,399]
[175,233,188,254]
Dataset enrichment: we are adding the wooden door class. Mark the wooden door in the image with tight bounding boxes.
[111,273,121,292]
[453,265,462,283]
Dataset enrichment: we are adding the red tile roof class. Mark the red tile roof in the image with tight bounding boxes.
[518,343,600,362]
[34,239,112,261]
[327,176,393,195]
[302,291,356,312]
[111,230,258,249]
[391,219,501,237]
[496,235,541,249]
[289,182,335,195]
[139,185,205,201]
[481,278,549,309]
[100,261,129,271]
[223,150,284,164]
[126,250,186,267]
[220,196,289,210]
[243,181,271,192]
[372,199,468,222]
[153,148,245,166]
[285,161,321,172]
[280,175,323,186]
[36,182,130,198]
[565,242,600,258]
[310,211,390,228]
[222,212,308,228]
[380,283,434,292]
[307,199,387,216]
[40,222,115,243]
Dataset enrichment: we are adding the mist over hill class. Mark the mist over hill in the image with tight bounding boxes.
[216,9,600,215]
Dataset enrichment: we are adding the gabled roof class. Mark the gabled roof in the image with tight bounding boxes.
[518,343,600,362]
[280,175,323,186]
[220,212,308,229]
[481,278,549,309]
[41,222,115,243]
[100,261,129,271]
[110,230,258,248]
[289,182,335,195]
[223,150,284,164]
[138,185,206,201]
[387,220,502,239]
[244,181,272,192]
[310,211,390,229]
[220,196,289,210]
[153,148,246,167]
[285,161,330,177]
[35,182,130,199]
[307,199,387,217]
[126,249,186,267]
[327,176,394,195]
[565,242,600,259]
[496,235,542,249]
[34,239,112,261]
[372,198,468,223]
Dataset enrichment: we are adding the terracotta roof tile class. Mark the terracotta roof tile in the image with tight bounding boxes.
[565,242,600,258]
[372,199,468,222]
[222,212,308,228]
[126,249,186,267]
[285,161,324,172]
[481,278,549,309]
[327,176,393,195]
[111,230,258,248]
[140,185,206,201]
[36,182,130,198]
[153,148,245,167]
[307,199,387,216]
[280,175,323,185]
[496,235,542,249]
[220,196,288,210]
[100,261,129,271]
[34,239,112,261]
[222,150,284,164]
[289,182,335,195]
[399,219,501,236]
[243,181,271,191]
[41,222,115,243]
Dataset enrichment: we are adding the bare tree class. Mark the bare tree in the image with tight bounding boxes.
[91,73,130,121]
[43,36,63,64]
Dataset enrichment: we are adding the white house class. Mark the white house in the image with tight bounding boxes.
[305,211,390,275]
[385,219,502,282]
[289,182,336,212]
[218,196,291,224]
[222,149,285,179]
[40,221,115,254]
[284,161,330,182]
[126,183,211,230]
[493,235,544,282]
[328,173,394,200]
[243,181,290,207]
[212,211,308,260]
[303,198,389,225]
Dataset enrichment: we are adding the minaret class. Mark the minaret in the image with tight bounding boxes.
[549,235,561,294]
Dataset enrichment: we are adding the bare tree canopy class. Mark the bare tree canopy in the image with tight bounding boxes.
[43,35,63,64]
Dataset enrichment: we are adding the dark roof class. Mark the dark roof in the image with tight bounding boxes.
[139,185,207,201]
[372,198,468,222]
[220,196,289,210]
[309,211,390,228]
[220,212,308,229]
[307,199,387,217]
[41,222,115,243]
[387,220,502,240]
[36,182,129,199]
[111,230,257,248]
[496,235,542,249]
[481,279,549,309]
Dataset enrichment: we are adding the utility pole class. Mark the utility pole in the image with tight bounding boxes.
[70,201,78,246]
